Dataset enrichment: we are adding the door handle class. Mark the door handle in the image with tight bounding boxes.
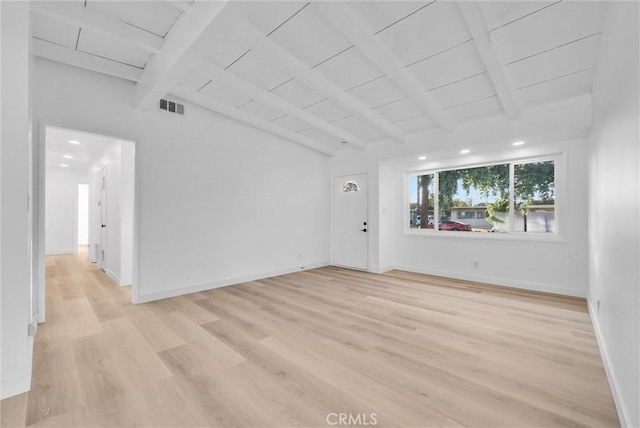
[360,228,367,232]
[101,224,106,228]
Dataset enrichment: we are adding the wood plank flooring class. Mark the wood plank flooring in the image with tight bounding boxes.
[1,247,619,427]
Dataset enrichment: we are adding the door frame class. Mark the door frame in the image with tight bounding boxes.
[35,120,140,322]
[331,173,369,271]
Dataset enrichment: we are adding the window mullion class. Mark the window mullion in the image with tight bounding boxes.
[434,172,439,231]
[509,163,515,233]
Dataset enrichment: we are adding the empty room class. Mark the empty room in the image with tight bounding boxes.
[1,1,638,427]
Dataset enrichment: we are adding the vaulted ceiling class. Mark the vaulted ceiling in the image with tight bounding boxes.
[30,1,607,156]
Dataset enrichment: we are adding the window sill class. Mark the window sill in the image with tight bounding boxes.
[403,229,566,243]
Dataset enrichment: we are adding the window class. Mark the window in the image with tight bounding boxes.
[438,164,509,233]
[409,174,434,228]
[407,157,556,235]
[514,160,555,233]
[341,181,360,192]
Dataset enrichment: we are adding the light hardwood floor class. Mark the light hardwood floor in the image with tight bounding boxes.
[1,248,619,427]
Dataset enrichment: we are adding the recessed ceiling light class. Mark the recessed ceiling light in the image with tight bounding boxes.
[460,149,470,154]
[68,140,80,145]
[63,155,73,159]
[512,141,525,146]
[418,156,427,160]
[60,164,69,167]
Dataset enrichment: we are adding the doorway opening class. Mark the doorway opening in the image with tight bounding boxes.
[39,125,136,322]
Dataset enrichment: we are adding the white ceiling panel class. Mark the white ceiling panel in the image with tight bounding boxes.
[199,82,252,108]
[479,1,557,31]
[243,1,310,37]
[31,11,79,48]
[346,76,406,109]
[393,114,436,133]
[269,4,353,68]
[179,72,212,92]
[446,96,503,122]
[239,100,286,122]
[429,72,496,109]
[77,27,151,68]
[347,1,431,34]
[272,115,313,133]
[407,40,486,91]
[504,34,601,89]
[373,98,422,123]
[199,43,253,71]
[304,99,351,123]
[490,1,607,65]
[269,79,325,109]
[194,4,253,66]
[375,1,471,67]
[86,1,181,38]
[312,47,383,91]
[333,115,387,142]
[227,51,293,91]
[513,69,594,110]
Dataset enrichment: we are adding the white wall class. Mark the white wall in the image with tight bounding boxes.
[33,57,330,303]
[120,143,134,285]
[587,2,640,426]
[1,1,33,399]
[45,167,88,255]
[78,184,88,245]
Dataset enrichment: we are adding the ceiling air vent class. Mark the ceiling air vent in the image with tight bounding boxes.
[159,99,184,115]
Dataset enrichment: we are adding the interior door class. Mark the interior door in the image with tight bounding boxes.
[98,167,107,267]
[333,174,368,270]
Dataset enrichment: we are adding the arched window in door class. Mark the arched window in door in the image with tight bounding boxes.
[341,181,360,193]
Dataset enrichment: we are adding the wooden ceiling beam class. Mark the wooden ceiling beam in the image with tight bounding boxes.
[458,1,519,120]
[32,38,143,82]
[133,0,228,110]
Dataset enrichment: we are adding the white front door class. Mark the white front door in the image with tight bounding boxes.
[333,174,368,270]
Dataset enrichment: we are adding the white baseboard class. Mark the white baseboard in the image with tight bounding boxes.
[371,265,395,274]
[45,249,75,255]
[391,264,586,298]
[134,260,330,304]
[104,269,130,286]
[104,268,121,286]
[0,336,33,400]
[587,299,630,427]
